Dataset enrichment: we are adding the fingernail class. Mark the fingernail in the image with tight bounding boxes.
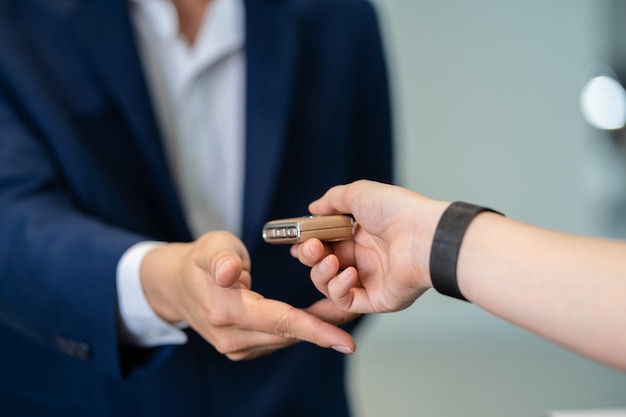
[331,345,355,355]
[216,258,226,274]
[317,258,329,274]
[303,241,314,258]
[215,258,230,284]
[338,268,350,280]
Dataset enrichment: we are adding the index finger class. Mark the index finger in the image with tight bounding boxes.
[243,297,356,354]
[309,180,379,218]
[308,184,352,215]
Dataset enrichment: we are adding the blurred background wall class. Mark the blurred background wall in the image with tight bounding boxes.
[347,1,626,416]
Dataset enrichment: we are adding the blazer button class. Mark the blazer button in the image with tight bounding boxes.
[54,335,92,361]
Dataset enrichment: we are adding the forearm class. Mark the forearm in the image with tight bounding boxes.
[457,213,626,371]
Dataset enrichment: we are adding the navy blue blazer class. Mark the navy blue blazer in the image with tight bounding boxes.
[0,0,393,415]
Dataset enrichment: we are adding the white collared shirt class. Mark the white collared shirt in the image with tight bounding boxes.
[117,0,245,347]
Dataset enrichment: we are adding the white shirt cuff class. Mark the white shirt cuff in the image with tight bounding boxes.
[116,241,188,347]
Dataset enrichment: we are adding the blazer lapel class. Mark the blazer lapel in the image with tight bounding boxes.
[241,0,298,247]
[69,0,190,238]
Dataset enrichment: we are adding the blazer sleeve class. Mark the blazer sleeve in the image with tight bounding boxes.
[0,19,180,378]
[0,92,152,378]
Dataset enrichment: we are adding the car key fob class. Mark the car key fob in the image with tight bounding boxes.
[262,215,354,244]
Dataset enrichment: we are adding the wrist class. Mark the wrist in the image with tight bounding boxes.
[141,243,189,323]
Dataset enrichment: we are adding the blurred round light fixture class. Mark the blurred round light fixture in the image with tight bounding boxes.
[580,75,626,130]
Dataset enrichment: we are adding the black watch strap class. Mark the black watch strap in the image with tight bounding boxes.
[429,202,503,302]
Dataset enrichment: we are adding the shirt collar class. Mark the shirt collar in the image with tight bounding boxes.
[194,0,244,67]
[129,0,244,67]
[129,0,178,40]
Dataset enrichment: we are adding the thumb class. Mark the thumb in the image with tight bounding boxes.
[213,253,244,288]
